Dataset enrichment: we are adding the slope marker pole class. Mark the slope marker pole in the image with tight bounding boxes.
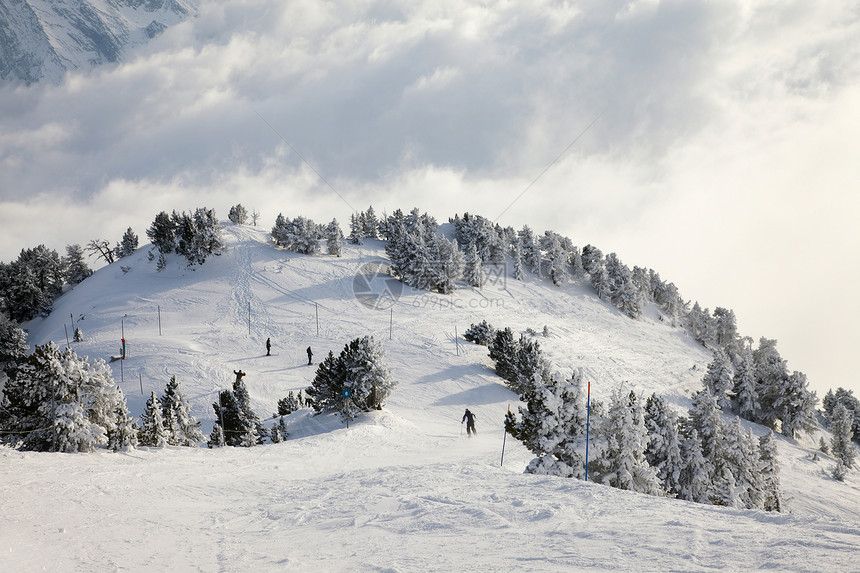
[585,380,591,482]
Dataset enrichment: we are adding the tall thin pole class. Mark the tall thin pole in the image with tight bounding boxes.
[158,305,162,336]
[64,324,70,348]
[455,326,460,356]
[585,380,591,482]
[70,313,75,338]
[139,372,144,395]
[500,404,510,466]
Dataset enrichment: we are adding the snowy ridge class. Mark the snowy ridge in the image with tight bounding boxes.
[3,222,860,571]
[0,0,196,84]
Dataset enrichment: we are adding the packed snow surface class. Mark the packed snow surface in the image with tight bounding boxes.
[3,223,859,571]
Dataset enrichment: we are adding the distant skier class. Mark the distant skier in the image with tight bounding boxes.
[233,370,246,383]
[307,346,313,366]
[462,408,477,437]
[266,338,271,356]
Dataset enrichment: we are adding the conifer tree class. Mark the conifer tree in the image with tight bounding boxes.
[64,244,93,285]
[326,219,344,257]
[758,431,783,511]
[644,393,685,498]
[732,348,760,422]
[830,402,856,472]
[593,388,662,495]
[349,213,365,245]
[115,227,139,259]
[160,376,204,446]
[147,211,178,254]
[108,403,139,451]
[703,349,734,412]
[363,206,379,239]
[509,370,588,479]
[488,327,518,385]
[678,429,712,504]
[463,242,484,288]
[228,204,248,224]
[512,238,525,281]
[464,320,496,346]
[138,391,169,447]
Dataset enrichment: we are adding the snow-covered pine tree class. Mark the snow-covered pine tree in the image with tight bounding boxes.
[518,226,542,276]
[702,349,734,412]
[644,393,685,498]
[363,206,379,239]
[774,370,817,439]
[232,378,260,447]
[207,423,226,448]
[277,391,301,416]
[0,342,128,452]
[732,347,760,423]
[677,429,713,504]
[340,335,396,413]
[568,245,584,277]
[512,238,525,281]
[271,416,289,443]
[687,303,715,347]
[138,391,169,447]
[306,350,345,413]
[822,388,860,441]
[463,242,484,288]
[64,244,93,285]
[488,327,518,385]
[160,376,204,446]
[688,388,723,461]
[107,402,138,451]
[326,218,344,257]
[464,320,496,346]
[593,388,662,495]
[115,227,139,259]
[186,207,224,265]
[758,431,783,511]
[713,417,763,509]
[348,213,365,245]
[830,402,856,472]
[306,338,396,420]
[73,327,83,342]
[605,253,641,318]
[228,204,248,224]
[272,213,290,247]
[147,211,178,254]
[509,369,588,479]
[430,235,462,294]
[713,307,738,350]
[540,232,569,286]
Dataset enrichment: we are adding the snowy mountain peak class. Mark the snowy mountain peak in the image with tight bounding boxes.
[0,0,197,84]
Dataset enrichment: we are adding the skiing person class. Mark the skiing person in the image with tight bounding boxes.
[307,346,313,366]
[233,370,246,383]
[462,408,477,437]
[266,338,271,356]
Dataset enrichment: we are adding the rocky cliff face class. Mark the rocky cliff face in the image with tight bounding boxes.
[0,0,196,85]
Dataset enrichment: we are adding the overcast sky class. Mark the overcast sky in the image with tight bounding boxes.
[1,0,858,397]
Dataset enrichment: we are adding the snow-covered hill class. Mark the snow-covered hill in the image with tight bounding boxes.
[2,222,859,571]
[0,0,196,84]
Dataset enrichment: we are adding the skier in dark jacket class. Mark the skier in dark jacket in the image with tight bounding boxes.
[233,370,246,383]
[307,346,313,366]
[462,408,477,437]
[266,338,271,356]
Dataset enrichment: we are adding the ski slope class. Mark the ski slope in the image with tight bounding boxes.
[2,222,859,572]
